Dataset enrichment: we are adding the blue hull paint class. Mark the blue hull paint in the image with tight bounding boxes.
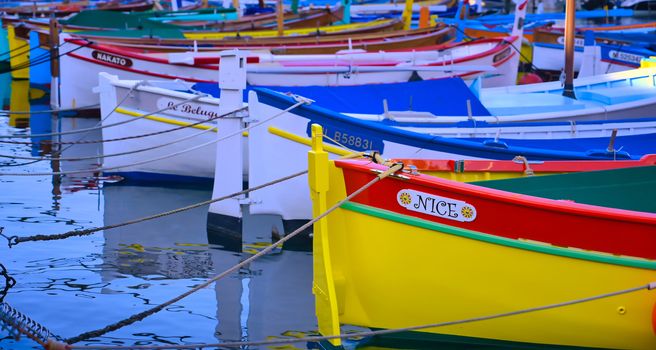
[256,88,653,161]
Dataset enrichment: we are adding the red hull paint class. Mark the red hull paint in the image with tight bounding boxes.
[337,159,656,260]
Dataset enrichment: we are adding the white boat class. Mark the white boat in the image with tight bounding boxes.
[55,0,529,110]
[96,52,656,244]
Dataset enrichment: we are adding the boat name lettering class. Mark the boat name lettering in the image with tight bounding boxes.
[556,36,584,47]
[492,47,511,63]
[397,189,476,222]
[91,51,133,67]
[166,101,220,119]
[608,50,642,65]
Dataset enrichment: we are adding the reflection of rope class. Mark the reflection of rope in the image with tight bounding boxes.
[60,282,655,349]
[64,162,403,346]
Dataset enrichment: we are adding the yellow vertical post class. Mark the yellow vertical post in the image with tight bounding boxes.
[7,25,29,80]
[309,124,342,347]
[418,6,430,28]
[276,0,284,36]
[9,80,30,128]
[401,0,415,30]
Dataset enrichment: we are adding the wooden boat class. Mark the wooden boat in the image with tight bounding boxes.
[238,83,656,231]
[0,0,155,17]
[532,28,656,74]
[54,25,458,109]
[308,127,656,349]
[75,22,450,54]
[52,5,342,31]
[450,6,645,42]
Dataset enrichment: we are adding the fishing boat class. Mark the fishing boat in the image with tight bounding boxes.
[94,55,656,235]
[532,27,656,74]
[307,125,656,349]
[54,25,456,109]
[236,82,656,238]
[0,0,156,17]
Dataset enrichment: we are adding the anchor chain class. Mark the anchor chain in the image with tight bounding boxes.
[0,258,16,303]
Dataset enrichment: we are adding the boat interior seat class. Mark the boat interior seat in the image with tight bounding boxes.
[576,87,656,105]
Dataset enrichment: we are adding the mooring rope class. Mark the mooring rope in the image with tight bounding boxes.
[0,96,309,175]
[0,104,101,116]
[0,124,218,162]
[0,99,220,146]
[61,282,656,349]
[0,169,306,247]
[0,40,86,74]
[62,162,403,345]
[0,104,248,176]
[0,94,206,141]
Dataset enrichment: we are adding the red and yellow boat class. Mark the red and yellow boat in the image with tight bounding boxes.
[308,125,656,349]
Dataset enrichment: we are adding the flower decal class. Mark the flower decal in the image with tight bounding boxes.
[399,192,412,206]
[461,206,474,219]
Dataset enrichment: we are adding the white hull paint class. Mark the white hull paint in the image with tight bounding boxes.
[98,73,226,180]
[58,34,521,109]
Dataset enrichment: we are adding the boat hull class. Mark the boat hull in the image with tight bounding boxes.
[311,157,656,349]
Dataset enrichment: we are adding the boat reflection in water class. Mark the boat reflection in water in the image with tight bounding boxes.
[101,183,315,345]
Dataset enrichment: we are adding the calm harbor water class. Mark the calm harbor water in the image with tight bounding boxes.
[0,76,320,349]
[0,75,599,350]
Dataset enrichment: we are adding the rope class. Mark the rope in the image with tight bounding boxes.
[63,282,656,349]
[0,97,219,146]
[0,94,206,140]
[0,96,306,175]
[50,81,150,160]
[64,162,404,345]
[0,42,30,60]
[0,104,248,176]
[0,40,67,62]
[0,41,82,74]
[0,124,217,162]
[502,38,543,75]
[0,104,100,116]
[0,170,306,247]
